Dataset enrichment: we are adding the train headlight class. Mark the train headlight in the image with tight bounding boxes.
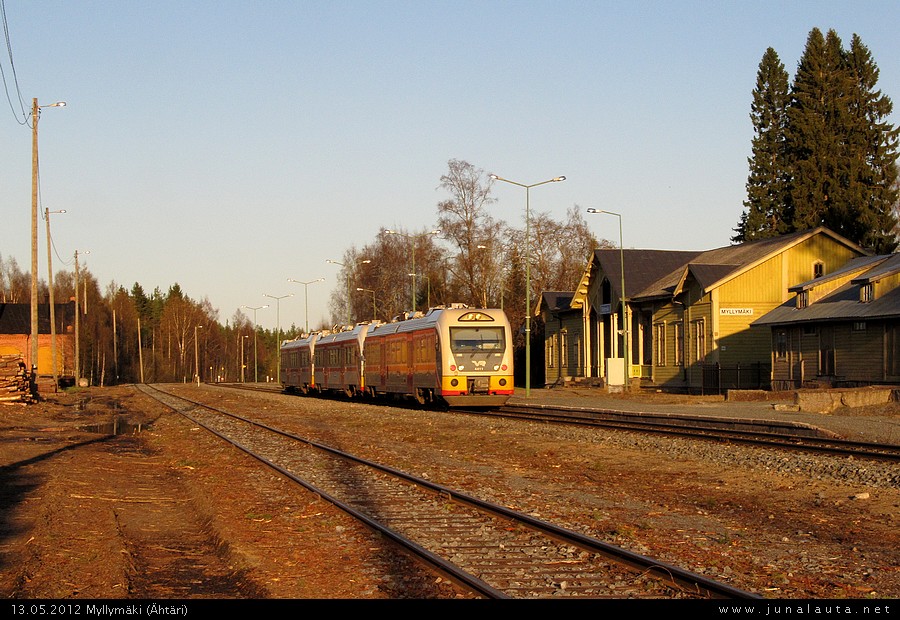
[499,378,507,386]
[450,378,459,387]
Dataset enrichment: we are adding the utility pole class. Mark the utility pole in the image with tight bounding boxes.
[30,99,39,371]
[30,98,65,374]
[74,250,81,384]
[45,208,65,389]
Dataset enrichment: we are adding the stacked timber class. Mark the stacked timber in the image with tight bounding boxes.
[1,354,36,404]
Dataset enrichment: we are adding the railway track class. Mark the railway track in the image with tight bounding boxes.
[489,404,900,462]
[215,382,900,462]
[137,383,759,600]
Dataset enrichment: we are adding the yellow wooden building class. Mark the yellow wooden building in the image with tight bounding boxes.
[548,227,866,392]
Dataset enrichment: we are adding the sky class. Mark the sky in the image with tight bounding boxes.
[1,1,898,332]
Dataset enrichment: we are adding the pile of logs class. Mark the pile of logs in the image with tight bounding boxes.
[1,354,37,404]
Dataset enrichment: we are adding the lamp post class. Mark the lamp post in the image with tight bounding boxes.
[326,258,370,325]
[264,293,292,382]
[241,304,268,382]
[288,277,324,333]
[30,98,66,372]
[587,208,629,390]
[73,249,89,385]
[45,208,65,388]
[489,174,566,397]
[385,229,440,313]
[356,288,377,321]
[240,335,248,382]
[193,324,203,386]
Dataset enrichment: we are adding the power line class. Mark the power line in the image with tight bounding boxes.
[0,0,28,125]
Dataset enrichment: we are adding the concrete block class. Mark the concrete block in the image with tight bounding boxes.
[839,388,893,409]
[795,391,841,414]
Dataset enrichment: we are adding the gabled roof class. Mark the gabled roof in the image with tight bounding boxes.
[569,227,868,310]
[538,291,575,314]
[755,253,900,326]
[850,253,900,285]
[789,254,888,292]
[572,248,700,308]
[0,303,75,334]
[637,227,865,301]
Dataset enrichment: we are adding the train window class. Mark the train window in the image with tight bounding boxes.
[450,327,505,352]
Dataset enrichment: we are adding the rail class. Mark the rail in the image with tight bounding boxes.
[138,383,760,599]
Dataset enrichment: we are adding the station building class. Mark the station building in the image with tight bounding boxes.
[539,227,868,392]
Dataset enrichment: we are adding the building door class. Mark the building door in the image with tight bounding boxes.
[819,326,835,376]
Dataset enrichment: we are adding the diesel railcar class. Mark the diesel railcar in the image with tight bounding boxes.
[280,305,514,407]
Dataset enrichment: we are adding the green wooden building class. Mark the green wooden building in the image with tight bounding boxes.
[754,253,900,389]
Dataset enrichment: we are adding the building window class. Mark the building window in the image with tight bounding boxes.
[693,319,706,362]
[674,321,684,366]
[560,330,569,369]
[813,261,824,278]
[861,283,874,303]
[654,323,666,366]
[853,321,866,331]
[798,291,809,309]
[546,336,555,368]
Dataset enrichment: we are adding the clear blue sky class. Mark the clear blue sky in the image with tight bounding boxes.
[2,1,898,331]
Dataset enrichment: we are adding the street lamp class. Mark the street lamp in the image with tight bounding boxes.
[194,324,203,386]
[587,208,629,390]
[288,277,324,333]
[385,229,440,313]
[356,288,377,321]
[30,98,66,372]
[264,293,293,382]
[73,249,89,385]
[241,304,268,382]
[45,208,66,388]
[240,335,248,382]
[327,258,370,325]
[489,173,566,397]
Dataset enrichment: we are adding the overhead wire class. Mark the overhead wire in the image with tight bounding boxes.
[0,0,29,125]
[46,215,73,269]
[1,0,69,276]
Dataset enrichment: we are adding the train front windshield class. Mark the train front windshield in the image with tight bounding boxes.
[449,327,506,353]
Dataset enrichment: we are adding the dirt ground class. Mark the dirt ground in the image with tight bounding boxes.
[0,385,463,599]
[1,383,898,600]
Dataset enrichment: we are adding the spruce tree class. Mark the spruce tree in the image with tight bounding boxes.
[733,47,791,242]
[785,28,847,235]
[775,28,899,251]
[845,34,899,252]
